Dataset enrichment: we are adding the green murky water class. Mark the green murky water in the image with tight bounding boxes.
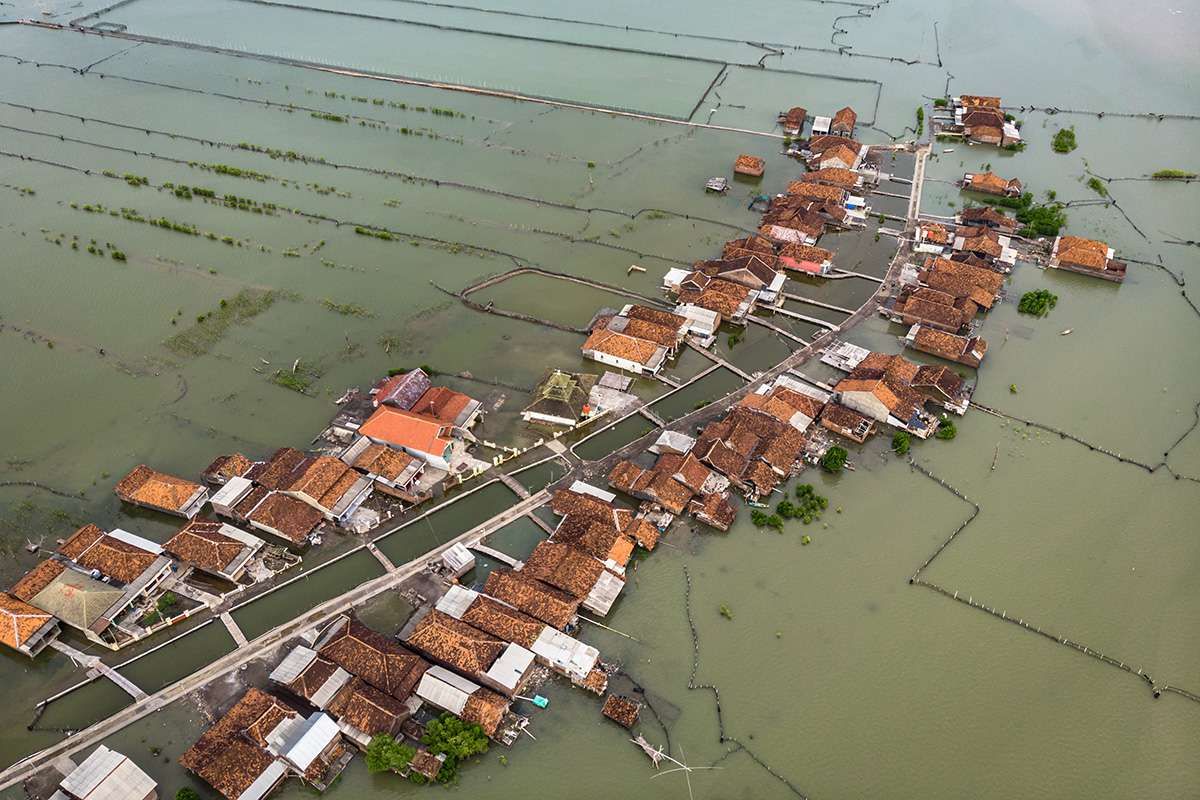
[1,0,1198,797]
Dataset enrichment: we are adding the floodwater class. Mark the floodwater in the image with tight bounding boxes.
[1,0,1198,797]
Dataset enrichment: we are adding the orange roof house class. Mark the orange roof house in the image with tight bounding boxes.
[114,464,208,518]
[1050,236,1125,282]
[360,405,458,469]
[905,324,988,368]
[0,592,59,657]
[963,171,1023,197]
[58,524,162,585]
[779,106,807,135]
[830,106,857,136]
[317,615,430,702]
[164,519,264,581]
[246,492,324,546]
[734,154,765,177]
[410,386,482,429]
[795,167,860,189]
[483,569,579,630]
[835,352,938,436]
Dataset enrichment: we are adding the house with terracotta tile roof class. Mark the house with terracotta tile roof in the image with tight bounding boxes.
[246,492,325,547]
[371,369,432,410]
[202,453,255,485]
[341,437,425,497]
[245,448,308,491]
[581,326,669,376]
[688,493,737,532]
[963,171,1023,198]
[114,464,208,518]
[520,541,625,616]
[11,559,128,646]
[818,402,877,443]
[280,455,374,525]
[410,386,483,429]
[834,352,941,437]
[912,364,970,414]
[270,645,353,711]
[405,609,535,697]
[359,405,463,470]
[164,519,265,581]
[904,324,988,368]
[778,106,807,135]
[180,687,348,800]
[54,525,175,631]
[482,568,580,630]
[830,106,857,136]
[786,181,849,205]
[326,677,409,749]
[1049,235,1125,282]
[733,154,765,177]
[0,592,59,656]
[957,205,1020,233]
[698,256,787,304]
[892,286,979,334]
[315,615,430,702]
[915,222,950,254]
[551,513,636,568]
[797,167,861,189]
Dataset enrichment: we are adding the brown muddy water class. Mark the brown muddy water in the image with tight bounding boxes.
[0,0,1198,797]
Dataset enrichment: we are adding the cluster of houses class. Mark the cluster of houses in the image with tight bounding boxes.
[933,94,1023,148]
[181,515,622,799]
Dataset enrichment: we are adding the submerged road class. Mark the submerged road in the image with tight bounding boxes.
[0,143,927,789]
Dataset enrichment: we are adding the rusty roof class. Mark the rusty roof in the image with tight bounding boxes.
[461,594,544,649]
[461,687,510,737]
[179,688,299,800]
[553,514,635,567]
[581,328,664,366]
[798,167,859,188]
[1056,236,1110,269]
[689,493,737,531]
[319,617,430,701]
[601,694,640,728]
[247,447,307,490]
[327,677,407,738]
[959,94,1001,107]
[352,443,418,482]
[623,304,687,330]
[114,465,203,513]
[787,181,848,203]
[248,493,323,545]
[410,386,476,424]
[483,569,579,629]
[831,106,857,130]
[164,520,249,573]
[406,610,506,676]
[521,541,605,599]
[203,453,253,483]
[58,524,159,585]
[734,154,765,176]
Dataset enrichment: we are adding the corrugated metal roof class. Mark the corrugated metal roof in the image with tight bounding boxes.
[235,759,287,800]
[435,584,478,619]
[582,571,625,616]
[484,643,535,692]
[267,712,340,772]
[416,666,478,715]
[60,745,156,800]
[532,627,599,680]
[568,481,615,503]
[211,476,253,507]
[106,529,163,555]
[269,645,318,685]
[441,543,475,573]
[309,667,352,710]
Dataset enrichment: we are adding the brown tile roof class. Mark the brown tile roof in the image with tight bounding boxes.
[912,326,972,362]
[614,316,681,348]
[734,154,765,176]
[352,443,418,482]
[759,427,806,474]
[552,514,634,566]
[319,617,430,701]
[179,688,299,800]
[797,167,859,189]
[961,108,1006,128]
[786,181,847,204]
[780,106,806,130]
[920,271,997,310]
[913,364,964,400]
[408,749,444,781]
[247,493,323,545]
[327,677,407,738]
[461,595,544,649]
[922,256,1004,294]
[203,453,253,484]
[744,460,780,495]
[248,447,307,490]
[0,592,55,651]
[722,236,776,258]
[771,388,826,420]
[966,125,1003,144]
[959,205,1019,230]
[360,407,455,456]
[819,403,875,442]
[831,106,857,132]
[581,328,663,366]
[232,485,270,520]
[461,688,510,737]
[483,569,579,630]
[580,667,609,695]
[164,520,249,574]
[966,171,1020,196]
[818,143,861,168]
[285,456,351,501]
[806,134,860,154]
[607,460,648,496]
[285,653,342,704]
[521,541,605,599]
[406,610,506,676]
[643,469,694,514]
[677,285,747,318]
[58,524,159,585]
[1056,236,1109,270]
[959,94,1001,107]
[10,559,66,602]
[700,256,780,289]
[549,488,618,524]
[114,465,203,513]
[837,352,927,420]
[919,222,950,244]
[622,517,660,551]
[317,469,363,512]
[410,386,476,424]
[623,304,687,330]
[689,493,736,531]
[672,453,713,494]
[895,292,970,333]
[957,231,1003,258]
[601,694,640,728]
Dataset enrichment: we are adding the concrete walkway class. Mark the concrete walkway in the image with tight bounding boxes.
[684,340,753,380]
[48,640,148,702]
[365,541,397,572]
[219,612,249,648]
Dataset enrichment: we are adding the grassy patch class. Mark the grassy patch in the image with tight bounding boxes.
[271,361,322,395]
[1051,127,1077,153]
[164,288,280,357]
[1151,169,1197,180]
[321,298,374,318]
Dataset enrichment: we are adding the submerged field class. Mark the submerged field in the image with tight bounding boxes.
[1,0,1198,798]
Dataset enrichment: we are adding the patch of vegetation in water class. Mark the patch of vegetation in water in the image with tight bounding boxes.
[1151,169,1196,180]
[164,288,280,357]
[1051,127,1077,153]
[935,415,957,440]
[1086,176,1108,197]
[321,298,374,318]
[1018,288,1058,317]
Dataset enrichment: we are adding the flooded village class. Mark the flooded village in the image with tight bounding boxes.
[0,1,1197,799]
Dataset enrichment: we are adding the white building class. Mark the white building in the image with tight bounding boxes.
[52,745,156,800]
